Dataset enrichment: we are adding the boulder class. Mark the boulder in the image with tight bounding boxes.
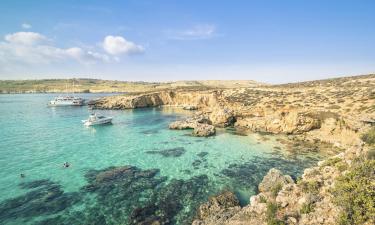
[258,168,294,194]
[169,120,197,130]
[209,108,236,127]
[193,124,216,137]
[183,105,198,110]
[193,191,241,225]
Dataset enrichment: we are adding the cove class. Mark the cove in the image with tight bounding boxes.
[0,94,327,225]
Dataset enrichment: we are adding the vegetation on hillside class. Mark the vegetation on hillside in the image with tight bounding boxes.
[332,158,375,225]
[362,127,375,145]
[0,78,261,93]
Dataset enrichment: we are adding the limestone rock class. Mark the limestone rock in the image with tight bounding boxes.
[169,120,197,130]
[209,108,236,127]
[193,191,241,225]
[258,168,294,193]
[193,124,216,137]
[183,105,198,110]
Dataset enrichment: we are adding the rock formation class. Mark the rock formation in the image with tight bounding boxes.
[91,74,375,224]
[193,191,241,225]
[94,74,375,147]
[169,114,216,137]
[192,143,371,225]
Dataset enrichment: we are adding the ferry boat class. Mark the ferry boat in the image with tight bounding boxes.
[82,113,113,126]
[48,96,85,106]
[48,81,85,106]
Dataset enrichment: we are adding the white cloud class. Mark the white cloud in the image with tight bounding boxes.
[103,35,144,55]
[168,24,216,40]
[21,23,32,29]
[0,32,110,65]
[5,32,46,45]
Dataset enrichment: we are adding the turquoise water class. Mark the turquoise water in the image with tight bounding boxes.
[0,94,325,225]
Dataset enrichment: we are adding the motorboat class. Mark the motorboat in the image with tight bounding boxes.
[82,113,113,126]
[48,96,85,106]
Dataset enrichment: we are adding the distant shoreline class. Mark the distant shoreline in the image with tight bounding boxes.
[0,91,127,94]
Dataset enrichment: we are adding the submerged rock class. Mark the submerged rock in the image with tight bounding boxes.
[197,152,209,158]
[146,147,186,157]
[0,179,80,223]
[25,165,213,225]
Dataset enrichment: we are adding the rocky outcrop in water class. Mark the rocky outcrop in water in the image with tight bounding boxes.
[192,124,216,137]
[169,113,216,137]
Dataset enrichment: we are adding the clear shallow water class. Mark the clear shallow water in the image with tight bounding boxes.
[0,94,326,225]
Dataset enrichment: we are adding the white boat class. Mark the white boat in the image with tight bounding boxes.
[82,113,113,126]
[48,96,85,106]
[48,81,85,106]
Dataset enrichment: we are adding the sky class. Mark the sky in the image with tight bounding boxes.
[0,0,374,83]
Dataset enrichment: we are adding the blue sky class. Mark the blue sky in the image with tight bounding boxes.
[0,0,374,83]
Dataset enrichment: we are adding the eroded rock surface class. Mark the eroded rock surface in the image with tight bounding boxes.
[94,75,375,148]
[193,191,241,225]
[169,113,216,137]
[192,144,368,225]
[193,124,216,137]
[258,168,294,193]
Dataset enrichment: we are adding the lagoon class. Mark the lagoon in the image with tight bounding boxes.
[0,94,325,225]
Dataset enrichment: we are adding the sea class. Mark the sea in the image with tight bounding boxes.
[0,93,326,225]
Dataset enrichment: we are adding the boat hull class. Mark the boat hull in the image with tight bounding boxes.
[83,118,113,126]
[48,97,85,106]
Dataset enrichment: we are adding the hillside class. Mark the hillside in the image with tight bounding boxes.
[0,79,262,94]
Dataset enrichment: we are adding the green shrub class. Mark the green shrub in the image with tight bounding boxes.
[266,202,285,225]
[367,148,375,160]
[335,161,348,172]
[300,202,314,214]
[320,157,342,167]
[271,183,283,197]
[361,127,375,145]
[259,195,267,203]
[299,180,321,194]
[332,159,375,225]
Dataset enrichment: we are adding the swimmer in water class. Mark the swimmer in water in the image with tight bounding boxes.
[20,173,25,178]
[63,162,70,168]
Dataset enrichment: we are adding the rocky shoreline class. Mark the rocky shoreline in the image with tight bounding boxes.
[92,75,375,225]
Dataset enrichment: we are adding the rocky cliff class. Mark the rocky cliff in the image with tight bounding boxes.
[94,74,375,148]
